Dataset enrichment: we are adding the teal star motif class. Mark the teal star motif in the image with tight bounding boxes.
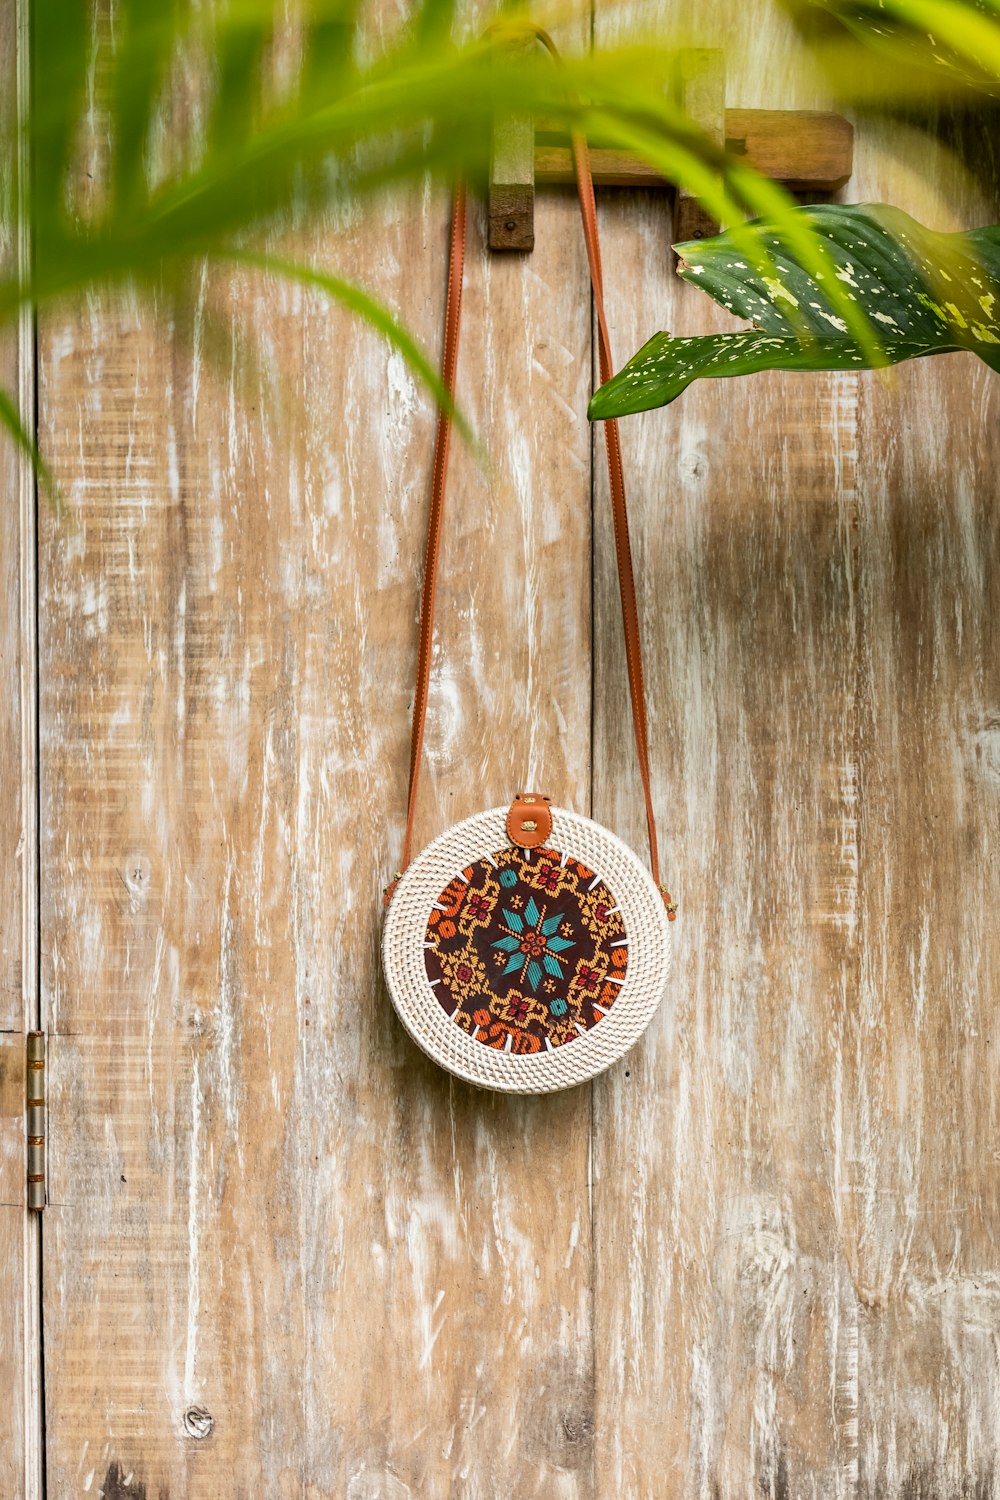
[492,895,574,993]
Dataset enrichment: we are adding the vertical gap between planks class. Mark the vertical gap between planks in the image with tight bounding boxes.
[586,5,598,1496]
[17,0,45,1495]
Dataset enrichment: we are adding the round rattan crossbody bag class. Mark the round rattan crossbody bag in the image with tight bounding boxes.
[382,138,677,1094]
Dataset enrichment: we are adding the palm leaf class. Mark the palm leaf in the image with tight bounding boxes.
[207,4,272,158]
[224,249,473,444]
[2,1,926,483]
[110,0,189,213]
[28,0,90,208]
[589,203,1000,420]
[0,389,61,513]
[805,0,1000,93]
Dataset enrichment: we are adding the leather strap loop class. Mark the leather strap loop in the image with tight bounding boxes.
[389,110,675,918]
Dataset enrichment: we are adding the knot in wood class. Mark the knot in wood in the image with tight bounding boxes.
[182,1405,214,1440]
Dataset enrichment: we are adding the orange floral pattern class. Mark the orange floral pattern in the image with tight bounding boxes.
[424,845,628,1050]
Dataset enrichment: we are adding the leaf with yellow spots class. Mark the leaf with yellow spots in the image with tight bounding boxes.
[590,204,1000,419]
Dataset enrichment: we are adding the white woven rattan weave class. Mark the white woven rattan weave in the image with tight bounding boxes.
[382,803,671,1093]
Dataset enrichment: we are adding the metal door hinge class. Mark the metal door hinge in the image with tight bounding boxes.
[26,1030,46,1211]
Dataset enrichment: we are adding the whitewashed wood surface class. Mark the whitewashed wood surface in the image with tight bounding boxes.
[5,0,999,1496]
[592,4,1000,1497]
[2,0,39,1494]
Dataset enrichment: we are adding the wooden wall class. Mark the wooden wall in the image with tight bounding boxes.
[4,0,999,1496]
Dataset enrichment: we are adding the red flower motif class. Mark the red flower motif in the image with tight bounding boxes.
[574,964,601,992]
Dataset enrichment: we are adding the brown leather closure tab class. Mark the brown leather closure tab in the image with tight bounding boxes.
[506,793,553,849]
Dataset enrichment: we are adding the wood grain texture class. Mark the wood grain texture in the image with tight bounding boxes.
[673,50,726,244]
[1,0,37,1494]
[533,110,853,191]
[723,108,854,191]
[592,3,1000,1497]
[848,117,1000,1500]
[1,0,23,1038]
[488,36,536,249]
[0,1031,28,1500]
[32,2,1000,1496]
[38,14,598,1498]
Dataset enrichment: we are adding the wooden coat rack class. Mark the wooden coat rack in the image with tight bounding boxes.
[488,49,853,253]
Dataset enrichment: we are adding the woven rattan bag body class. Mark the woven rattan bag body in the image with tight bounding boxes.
[381,141,677,1095]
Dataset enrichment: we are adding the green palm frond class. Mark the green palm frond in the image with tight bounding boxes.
[223,247,475,446]
[2,0,915,490]
[806,0,1000,93]
[782,0,1000,101]
[0,387,58,509]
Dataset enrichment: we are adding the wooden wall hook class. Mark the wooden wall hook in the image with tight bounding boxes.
[487,48,854,254]
[488,36,536,251]
[672,49,726,246]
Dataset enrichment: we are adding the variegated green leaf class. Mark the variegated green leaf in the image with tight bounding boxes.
[589,204,1000,420]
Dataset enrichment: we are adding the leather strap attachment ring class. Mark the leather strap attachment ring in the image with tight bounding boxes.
[506,793,553,848]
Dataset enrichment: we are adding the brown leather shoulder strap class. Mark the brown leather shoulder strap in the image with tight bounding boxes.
[396,181,467,884]
[388,156,675,919]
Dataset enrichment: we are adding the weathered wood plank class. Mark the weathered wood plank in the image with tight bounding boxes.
[0,1035,28,1500]
[723,108,854,191]
[848,119,1000,1498]
[591,235,863,1494]
[591,4,1000,1498]
[533,112,854,192]
[39,25,597,1500]
[1,0,24,1039]
[1,1,39,1496]
[591,9,862,1494]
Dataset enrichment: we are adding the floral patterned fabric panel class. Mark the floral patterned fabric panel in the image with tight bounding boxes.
[424,845,628,1053]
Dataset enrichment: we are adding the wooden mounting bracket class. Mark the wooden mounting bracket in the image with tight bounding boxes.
[487,49,853,253]
[489,36,538,251]
[673,49,726,246]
